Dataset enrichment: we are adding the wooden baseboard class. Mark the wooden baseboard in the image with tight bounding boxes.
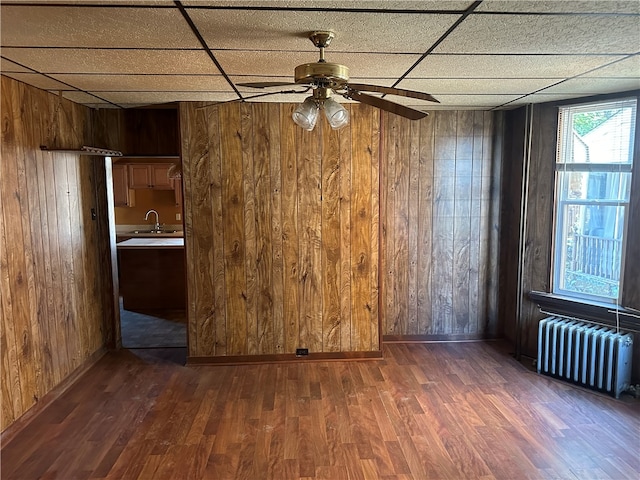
[383,334,501,343]
[1,347,107,446]
[187,350,383,366]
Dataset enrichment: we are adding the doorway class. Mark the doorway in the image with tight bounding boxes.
[104,156,187,358]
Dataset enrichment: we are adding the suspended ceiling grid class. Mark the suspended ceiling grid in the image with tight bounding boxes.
[1,1,639,110]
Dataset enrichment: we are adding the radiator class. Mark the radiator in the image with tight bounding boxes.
[537,316,633,398]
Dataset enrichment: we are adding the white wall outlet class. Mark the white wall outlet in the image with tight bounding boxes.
[176,213,181,221]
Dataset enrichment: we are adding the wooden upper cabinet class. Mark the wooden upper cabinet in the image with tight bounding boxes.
[150,164,173,189]
[128,164,173,190]
[112,164,133,207]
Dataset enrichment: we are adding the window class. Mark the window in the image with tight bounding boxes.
[553,99,637,304]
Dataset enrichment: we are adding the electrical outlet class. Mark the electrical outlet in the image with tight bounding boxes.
[176,213,181,221]
[295,348,309,357]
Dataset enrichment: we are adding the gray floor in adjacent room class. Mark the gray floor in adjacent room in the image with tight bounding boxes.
[120,303,187,349]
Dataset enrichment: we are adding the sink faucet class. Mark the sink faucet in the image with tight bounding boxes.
[144,209,160,231]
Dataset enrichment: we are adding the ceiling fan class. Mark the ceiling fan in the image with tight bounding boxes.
[237,31,439,130]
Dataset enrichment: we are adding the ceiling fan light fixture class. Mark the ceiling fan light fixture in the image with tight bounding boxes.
[292,96,319,131]
[323,97,349,130]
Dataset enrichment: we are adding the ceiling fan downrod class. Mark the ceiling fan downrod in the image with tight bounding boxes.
[309,31,334,63]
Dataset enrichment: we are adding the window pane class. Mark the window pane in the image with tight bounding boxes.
[559,101,636,164]
[556,203,625,300]
[554,99,636,303]
[557,170,631,201]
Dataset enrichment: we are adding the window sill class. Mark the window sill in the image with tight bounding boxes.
[529,291,640,332]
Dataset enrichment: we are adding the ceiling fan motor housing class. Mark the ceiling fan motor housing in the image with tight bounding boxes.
[294,62,349,88]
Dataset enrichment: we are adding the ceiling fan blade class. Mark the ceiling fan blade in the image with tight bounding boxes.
[237,81,297,89]
[347,83,439,104]
[345,91,428,120]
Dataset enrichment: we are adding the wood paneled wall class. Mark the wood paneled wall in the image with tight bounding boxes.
[0,76,114,432]
[92,108,179,156]
[513,104,558,356]
[499,107,528,345]
[380,110,503,339]
[180,102,380,358]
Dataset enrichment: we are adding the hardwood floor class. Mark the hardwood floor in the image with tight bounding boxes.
[2,341,639,479]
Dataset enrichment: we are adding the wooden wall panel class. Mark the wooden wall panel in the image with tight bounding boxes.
[1,76,112,432]
[338,111,353,351]
[370,109,381,350]
[241,103,258,355]
[381,110,503,339]
[432,111,456,335]
[518,104,558,356]
[296,122,322,352]
[321,117,342,352]
[622,97,640,311]
[350,104,374,351]
[416,117,434,334]
[280,104,300,353]
[268,103,285,354]
[499,107,527,345]
[221,104,248,356]
[181,102,380,358]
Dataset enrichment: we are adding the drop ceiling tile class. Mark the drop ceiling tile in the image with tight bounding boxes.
[0,5,198,48]
[97,91,240,105]
[397,77,560,95]
[232,76,299,90]
[408,54,625,78]
[216,51,421,78]
[183,1,471,9]
[85,103,120,109]
[1,58,31,72]
[434,14,639,54]
[50,74,231,92]
[189,9,459,53]
[11,1,175,5]
[581,55,640,77]
[242,93,313,103]
[365,93,521,108]
[2,72,71,91]
[232,76,408,90]
[1,48,220,75]
[477,1,640,14]
[509,93,592,105]
[537,77,640,95]
[60,91,110,105]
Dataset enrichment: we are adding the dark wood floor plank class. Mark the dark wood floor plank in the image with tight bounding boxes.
[1,343,639,480]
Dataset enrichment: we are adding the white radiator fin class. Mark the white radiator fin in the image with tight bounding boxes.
[537,316,633,398]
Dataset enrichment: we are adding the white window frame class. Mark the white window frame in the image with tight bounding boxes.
[552,98,637,304]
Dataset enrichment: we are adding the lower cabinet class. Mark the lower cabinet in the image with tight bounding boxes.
[118,246,186,310]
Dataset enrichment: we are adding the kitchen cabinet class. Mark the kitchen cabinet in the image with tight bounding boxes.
[128,164,173,190]
[112,164,135,207]
[117,238,185,310]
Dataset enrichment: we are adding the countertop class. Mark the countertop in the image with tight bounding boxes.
[115,224,184,238]
[116,237,184,249]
